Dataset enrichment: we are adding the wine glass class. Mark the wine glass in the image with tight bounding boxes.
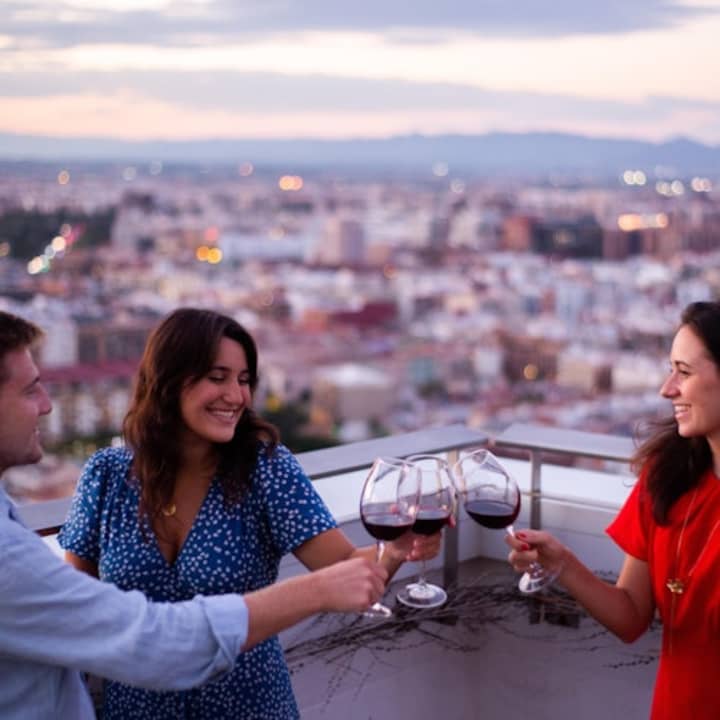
[454,448,557,594]
[360,456,420,617]
[396,454,455,609]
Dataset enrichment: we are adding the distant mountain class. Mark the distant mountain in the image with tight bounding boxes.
[0,131,718,176]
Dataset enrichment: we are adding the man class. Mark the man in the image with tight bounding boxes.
[0,311,387,719]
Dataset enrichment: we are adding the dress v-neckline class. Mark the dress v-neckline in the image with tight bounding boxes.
[152,479,214,568]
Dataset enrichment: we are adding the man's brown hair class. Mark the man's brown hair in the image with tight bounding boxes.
[0,311,43,384]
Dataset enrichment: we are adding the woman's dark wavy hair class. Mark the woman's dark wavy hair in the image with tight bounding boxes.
[632,301,720,524]
[123,307,279,523]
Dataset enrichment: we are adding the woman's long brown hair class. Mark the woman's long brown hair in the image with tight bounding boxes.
[632,301,720,524]
[123,307,279,525]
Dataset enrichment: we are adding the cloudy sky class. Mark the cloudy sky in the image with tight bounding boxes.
[2,0,719,143]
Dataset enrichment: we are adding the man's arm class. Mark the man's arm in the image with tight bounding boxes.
[0,518,385,690]
[242,556,386,649]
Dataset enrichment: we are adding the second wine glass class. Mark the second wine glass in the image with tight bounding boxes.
[454,448,558,594]
[396,454,454,609]
[360,456,420,617]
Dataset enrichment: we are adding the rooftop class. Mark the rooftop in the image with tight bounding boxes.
[19,422,658,719]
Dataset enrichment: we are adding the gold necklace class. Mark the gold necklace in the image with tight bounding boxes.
[161,503,177,517]
[666,483,720,595]
[666,482,720,655]
[665,486,698,596]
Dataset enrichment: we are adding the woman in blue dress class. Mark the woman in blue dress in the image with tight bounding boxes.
[59,307,439,720]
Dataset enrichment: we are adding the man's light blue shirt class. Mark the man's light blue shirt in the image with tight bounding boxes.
[0,487,249,719]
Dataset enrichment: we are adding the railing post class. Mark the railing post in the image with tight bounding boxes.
[443,448,460,588]
[529,449,542,530]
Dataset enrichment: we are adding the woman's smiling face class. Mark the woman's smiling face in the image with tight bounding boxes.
[179,336,251,448]
[660,324,720,446]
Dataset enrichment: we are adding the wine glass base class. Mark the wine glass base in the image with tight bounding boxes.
[396,582,447,609]
[363,601,393,618]
[518,567,559,594]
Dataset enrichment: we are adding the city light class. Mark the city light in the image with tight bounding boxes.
[622,170,647,186]
[239,162,254,177]
[195,245,223,264]
[278,175,303,191]
[206,247,223,264]
[27,256,49,275]
[51,236,67,252]
[57,170,70,185]
[655,180,685,197]
[617,213,669,231]
[691,177,713,193]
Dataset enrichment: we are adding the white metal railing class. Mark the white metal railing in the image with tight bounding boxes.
[15,424,488,534]
[492,423,635,530]
[13,422,639,583]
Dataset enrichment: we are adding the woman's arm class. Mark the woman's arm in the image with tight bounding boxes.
[65,550,99,578]
[507,530,655,643]
[293,527,442,581]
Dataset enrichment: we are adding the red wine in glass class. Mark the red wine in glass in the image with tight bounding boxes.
[362,505,415,541]
[464,498,520,530]
[412,508,451,536]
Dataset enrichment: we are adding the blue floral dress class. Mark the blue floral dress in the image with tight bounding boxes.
[58,445,336,720]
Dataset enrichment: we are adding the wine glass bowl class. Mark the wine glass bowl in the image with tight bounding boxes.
[454,448,556,594]
[396,454,455,609]
[360,456,420,617]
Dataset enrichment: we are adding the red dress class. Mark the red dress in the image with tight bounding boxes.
[607,468,720,719]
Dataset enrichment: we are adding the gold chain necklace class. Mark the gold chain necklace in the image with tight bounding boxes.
[666,482,720,655]
[666,484,720,595]
[665,486,699,596]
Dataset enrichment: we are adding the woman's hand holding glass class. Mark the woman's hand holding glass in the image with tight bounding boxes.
[505,528,568,589]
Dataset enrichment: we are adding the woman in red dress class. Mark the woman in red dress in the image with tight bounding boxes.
[507,301,720,719]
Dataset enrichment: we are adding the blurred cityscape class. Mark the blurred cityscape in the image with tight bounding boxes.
[1,158,718,501]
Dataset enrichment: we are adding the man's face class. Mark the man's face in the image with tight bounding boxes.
[0,348,52,474]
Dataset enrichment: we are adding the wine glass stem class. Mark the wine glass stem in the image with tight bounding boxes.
[417,560,428,586]
[376,540,385,563]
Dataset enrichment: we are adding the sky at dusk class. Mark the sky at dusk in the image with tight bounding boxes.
[1,0,719,144]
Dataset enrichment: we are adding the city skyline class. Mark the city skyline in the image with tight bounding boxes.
[2,0,720,145]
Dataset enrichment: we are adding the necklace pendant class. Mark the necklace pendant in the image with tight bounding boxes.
[666,578,685,595]
[162,503,177,517]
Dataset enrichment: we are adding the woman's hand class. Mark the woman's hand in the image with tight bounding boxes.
[385,515,456,564]
[505,528,568,577]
